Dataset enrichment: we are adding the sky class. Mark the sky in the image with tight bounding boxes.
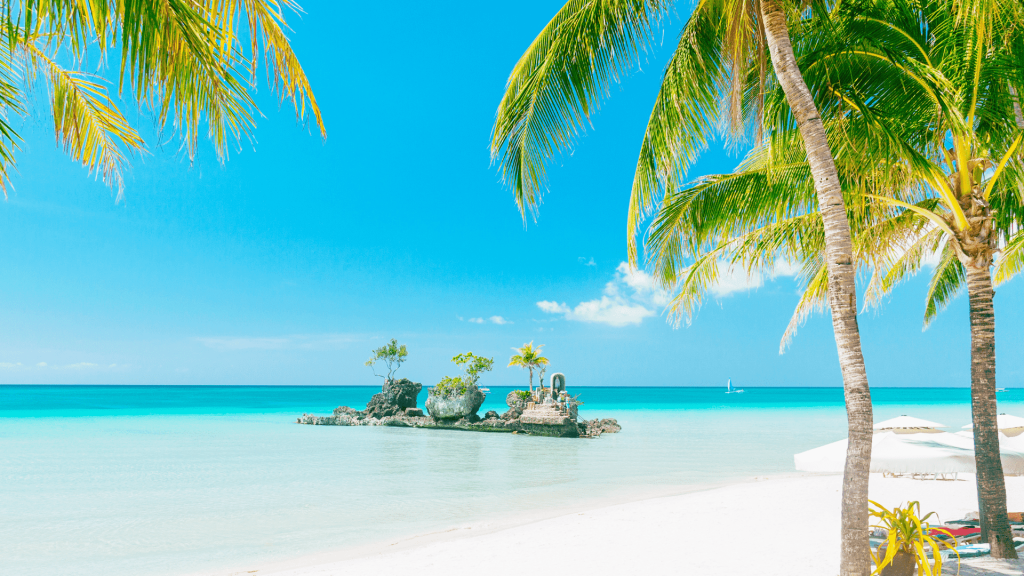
[0,0,1022,387]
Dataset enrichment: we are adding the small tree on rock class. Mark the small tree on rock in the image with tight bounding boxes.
[431,352,494,397]
[508,342,548,393]
[453,353,494,386]
[365,339,408,389]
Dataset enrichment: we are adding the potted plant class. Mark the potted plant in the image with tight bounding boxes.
[870,501,958,576]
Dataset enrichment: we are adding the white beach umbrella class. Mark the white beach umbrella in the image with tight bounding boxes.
[874,415,946,433]
[794,431,1024,475]
[961,413,1024,437]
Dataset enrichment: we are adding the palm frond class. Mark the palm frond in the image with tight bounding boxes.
[779,260,828,353]
[924,242,966,327]
[491,0,666,220]
[994,229,1024,285]
[240,0,324,137]
[24,41,143,195]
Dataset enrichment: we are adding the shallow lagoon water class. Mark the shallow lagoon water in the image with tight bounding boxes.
[1,385,1022,576]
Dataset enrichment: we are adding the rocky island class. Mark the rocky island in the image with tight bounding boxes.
[297,377,621,438]
[298,341,620,438]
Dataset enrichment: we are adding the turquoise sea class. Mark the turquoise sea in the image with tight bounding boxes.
[2,385,1023,576]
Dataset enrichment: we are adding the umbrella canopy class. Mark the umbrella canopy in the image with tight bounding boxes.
[794,431,1024,475]
[961,413,1024,437]
[874,415,946,433]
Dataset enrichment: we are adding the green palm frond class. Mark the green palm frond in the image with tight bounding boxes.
[23,41,143,195]
[491,0,666,220]
[994,230,1024,285]
[0,34,24,193]
[865,226,945,309]
[239,0,324,137]
[779,260,828,353]
[924,242,966,327]
[13,0,323,171]
[629,2,729,262]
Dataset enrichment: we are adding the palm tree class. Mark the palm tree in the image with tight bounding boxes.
[490,3,873,572]
[508,342,549,393]
[643,0,1024,557]
[0,1,324,196]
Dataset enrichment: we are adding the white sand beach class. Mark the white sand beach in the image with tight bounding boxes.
[225,473,1024,576]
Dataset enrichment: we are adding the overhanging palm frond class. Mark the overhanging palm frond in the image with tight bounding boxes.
[239,0,324,137]
[0,35,25,194]
[18,0,323,166]
[779,260,827,353]
[924,242,966,327]
[630,6,722,263]
[24,42,143,195]
[994,230,1024,285]
[491,0,666,220]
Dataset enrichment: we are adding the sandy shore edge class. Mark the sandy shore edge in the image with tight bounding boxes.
[207,473,1024,576]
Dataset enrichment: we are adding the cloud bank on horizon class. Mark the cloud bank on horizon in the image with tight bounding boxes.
[538,261,800,327]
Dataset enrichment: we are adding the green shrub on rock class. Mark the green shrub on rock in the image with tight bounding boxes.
[429,352,494,398]
[430,376,471,398]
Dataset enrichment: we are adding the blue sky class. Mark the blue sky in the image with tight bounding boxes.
[0,0,1022,387]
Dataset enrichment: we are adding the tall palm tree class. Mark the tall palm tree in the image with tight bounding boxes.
[643,0,1024,557]
[490,3,873,572]
[0,1,324,196]
[508,342,549,393]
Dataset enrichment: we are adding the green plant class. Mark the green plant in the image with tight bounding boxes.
[365,339,408,384]
[430,376,470,398]
[429,352,494,397]
[869,501,958,576]
[514,390,532,400]
[508,342,549,392]
[452,353,494,385]
[0,1,324,195]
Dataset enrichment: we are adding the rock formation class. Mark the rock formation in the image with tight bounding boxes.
[364,378,422,419]
[581,418,622,437]
[502,390,529,420]
[297,380,620,439]
[425,385,484,420]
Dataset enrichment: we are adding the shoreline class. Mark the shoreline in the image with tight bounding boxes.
[196,472,800,576]
[205,473,1024,576]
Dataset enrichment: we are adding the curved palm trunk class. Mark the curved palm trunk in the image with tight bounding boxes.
[760,3,874,575]
[965,266,1018,558]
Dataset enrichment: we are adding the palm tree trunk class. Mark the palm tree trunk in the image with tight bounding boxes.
[528,368,534,393]
[760,3,874,575]
[965,265,1018,558]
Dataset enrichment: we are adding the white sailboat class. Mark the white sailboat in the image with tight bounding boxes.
[726,378,744,394]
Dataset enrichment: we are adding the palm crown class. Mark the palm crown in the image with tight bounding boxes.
[508,341,549,393]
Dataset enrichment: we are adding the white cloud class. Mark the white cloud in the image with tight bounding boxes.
[196,334,358,351]
[537,260,799,327]
[564,296,655,327]
[0,362,21,368]
[537,301,570,314]
[489,316,510,325]
[578,256,596,267]
[468,317,485,324]
[36,362,47,367]
[537,263,666,327]
[64,362,98,369]
[707,260,800,298]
